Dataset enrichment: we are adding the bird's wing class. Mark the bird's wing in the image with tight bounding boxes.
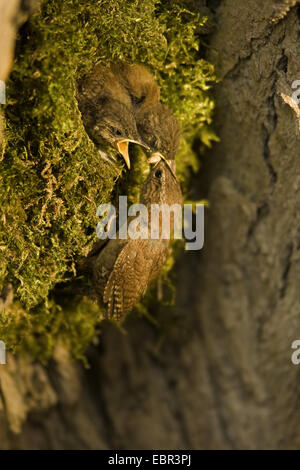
[92,238,126,303]
[103,239,168,320]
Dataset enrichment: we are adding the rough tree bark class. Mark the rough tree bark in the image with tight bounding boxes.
[1,0,300,449]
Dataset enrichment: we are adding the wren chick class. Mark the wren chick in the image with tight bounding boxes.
[92,159,182,320]
[137,102,181,162]
[111,63,160,111]
[110,64,180,161]
[76,65,144,168]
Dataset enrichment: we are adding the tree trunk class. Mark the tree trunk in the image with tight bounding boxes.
[1,0,300,450]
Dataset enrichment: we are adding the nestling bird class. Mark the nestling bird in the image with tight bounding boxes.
[137,102,181,162]
[77,63,180,168]
[111,64,181,162]
[91,158,182,320]
[76,64,145,168]
[111,63,160,111]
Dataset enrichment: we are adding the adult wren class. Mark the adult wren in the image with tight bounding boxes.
[92,158,182,320]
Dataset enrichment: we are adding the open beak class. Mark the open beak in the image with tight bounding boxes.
[116,139,151,169]
[167,159,176,173]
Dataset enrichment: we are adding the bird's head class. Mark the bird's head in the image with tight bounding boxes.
[137,103,181,161]
[92,98,146,168]
[78,95,147,168]
[141,158,182,207]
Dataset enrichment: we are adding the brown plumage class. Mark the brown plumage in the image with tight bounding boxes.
[77,63,182,319]
[77,63,180,166]
[92,159,182,320]
[137,103,181,161]
[111,63,181,160]
[111,63,160,111]
[77,64,132,107]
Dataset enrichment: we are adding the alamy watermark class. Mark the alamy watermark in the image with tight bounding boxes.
[0,341,6,365]
[291,340,300,365]
[291,80,300,105]
[0,81,6,105]
[96,197,204,251]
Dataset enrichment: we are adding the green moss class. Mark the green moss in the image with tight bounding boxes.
[0,0,217,360]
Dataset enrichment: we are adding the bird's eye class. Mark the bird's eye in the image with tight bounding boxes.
[155,169,163,179]
[111,127,122,137]
[133,95,145,105]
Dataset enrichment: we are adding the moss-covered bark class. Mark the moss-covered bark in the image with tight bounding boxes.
[0,0,216,359]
